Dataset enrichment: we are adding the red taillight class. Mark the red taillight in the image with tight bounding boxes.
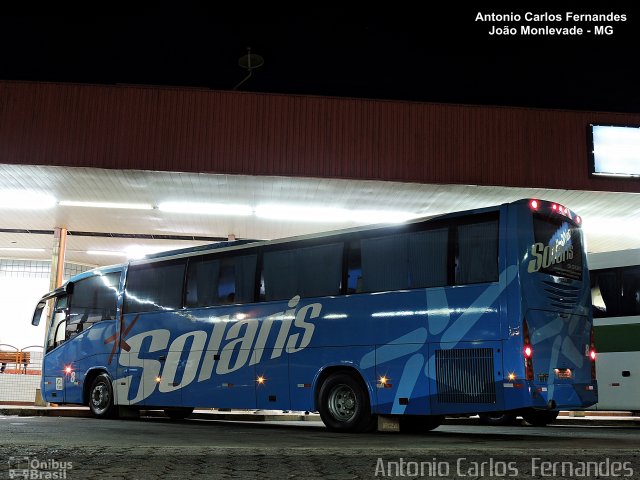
[575,215,582,225]
[530,199,539,210]
[523,321,534,380]
[590,328,597,380]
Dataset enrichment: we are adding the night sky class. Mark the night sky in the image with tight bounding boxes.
[1,12,639,113]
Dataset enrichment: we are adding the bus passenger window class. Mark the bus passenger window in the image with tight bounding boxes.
[622,268,640,315]
[361,235,409,292]
[186,257,221,307]
[455,218,498,285]
[185,254,257,308]
[125,260,186,313]
[263,243,342,301]
[219,260,236,304]
[346,241,362,294]
[591,271,617,317]
[408,228,448,288]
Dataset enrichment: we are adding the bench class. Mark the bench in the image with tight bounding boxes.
[0,351,30,374]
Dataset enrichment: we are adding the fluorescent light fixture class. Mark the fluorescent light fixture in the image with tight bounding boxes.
[59,200,154,210]
[124,245,187,259]
[255,204,352,222]
[590,125,640,177]
[0,247,46,252]
[158,202,253,216]
[86,250,128,257]
[582,216,640,237]
[255,204,419,224]
[351,210,418,224]
[0,190,56,210]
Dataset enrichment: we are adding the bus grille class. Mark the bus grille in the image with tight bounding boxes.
[436,348,496,404]
[542,281,579,310]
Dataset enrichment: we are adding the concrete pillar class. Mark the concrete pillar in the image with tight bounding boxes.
[49,227,67,291]
[40,227,67,407]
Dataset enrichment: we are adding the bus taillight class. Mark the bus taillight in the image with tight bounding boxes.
[589,328,597,380]
[523,321,534,381]
[529,199,539,210]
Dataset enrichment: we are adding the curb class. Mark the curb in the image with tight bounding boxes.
[2,407,639,427]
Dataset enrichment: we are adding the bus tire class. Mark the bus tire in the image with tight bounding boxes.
[399,415,444,433]
[164,407,194,420]
[478,412,518,426]
[318,372,374,433]
[522,410,559,427]
[88,373,115,419]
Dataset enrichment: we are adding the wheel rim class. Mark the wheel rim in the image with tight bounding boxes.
[91,381,110,415]
[327,384,358,422]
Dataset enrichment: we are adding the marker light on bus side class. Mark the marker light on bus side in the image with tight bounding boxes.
[523,320,534,381]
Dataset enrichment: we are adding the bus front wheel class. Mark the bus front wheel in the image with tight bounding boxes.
[88,373,115,419]
[318,372,375,433]
[399,415,444,432]
[522,410,559,427]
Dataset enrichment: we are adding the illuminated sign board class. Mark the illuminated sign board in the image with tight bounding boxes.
[589,124,640,178]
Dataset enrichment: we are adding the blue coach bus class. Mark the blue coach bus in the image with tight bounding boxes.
[31,198,596,432]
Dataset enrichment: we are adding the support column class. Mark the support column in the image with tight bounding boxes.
[49,227,68,291]
[38,227,67,406]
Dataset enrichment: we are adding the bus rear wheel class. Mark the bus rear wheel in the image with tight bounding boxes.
[88,373,115,419]
[318,372,375,433]
[478,412,518,426]
[164,407,194,420]
[522,410,559,426]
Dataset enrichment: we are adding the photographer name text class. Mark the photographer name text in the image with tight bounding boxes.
[476,12,627,36]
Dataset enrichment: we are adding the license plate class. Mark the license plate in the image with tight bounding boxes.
[554,368,572,379]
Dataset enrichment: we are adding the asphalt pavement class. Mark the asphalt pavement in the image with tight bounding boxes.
[1,405,638,427]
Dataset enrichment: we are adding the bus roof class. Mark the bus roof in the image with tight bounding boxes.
[127,201,511,266]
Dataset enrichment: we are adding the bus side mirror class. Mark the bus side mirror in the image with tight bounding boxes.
[32,301,47,326]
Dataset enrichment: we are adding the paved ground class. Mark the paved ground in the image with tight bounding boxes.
[1,410,639,479]
[1,405,639,426]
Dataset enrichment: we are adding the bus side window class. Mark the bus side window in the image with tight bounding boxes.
[622,267,640,315]
[346,241,362,294]
[263,243,342,301]
[454,216,499,285]
[125,260,186,313]
[219,259,236,304]
[347,240,364,295]
[186,254,257,307]
[591,270,617,317]
[408,228,448,288]
[186,256,221,307]
[360,235,409,292]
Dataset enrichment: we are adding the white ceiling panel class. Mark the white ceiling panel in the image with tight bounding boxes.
[0,163,639,267]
